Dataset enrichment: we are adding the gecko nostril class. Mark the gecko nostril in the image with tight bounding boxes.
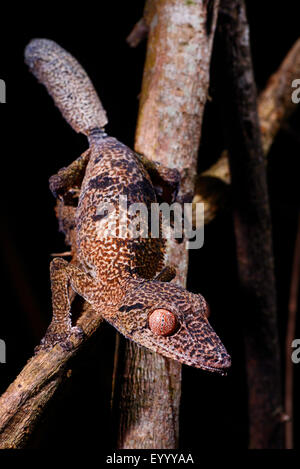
[214,351,231,369]
[148,308,178,336]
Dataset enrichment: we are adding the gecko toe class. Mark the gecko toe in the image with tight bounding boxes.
[34,328,83,353]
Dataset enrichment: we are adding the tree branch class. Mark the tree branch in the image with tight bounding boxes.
[285,213,300,449]
[0,300,103,448]
[0,191,104,448]
[126,0,155,47]
[113,0,220,449]
[216,0,283,448]
[127,9,300,230]
[193,38,300,226]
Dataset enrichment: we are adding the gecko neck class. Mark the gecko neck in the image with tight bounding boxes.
[89,275,146,317]
[87,127,108,146]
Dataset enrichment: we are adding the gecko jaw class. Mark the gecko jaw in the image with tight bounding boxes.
[152,339,231,375]
[199,354,231,375]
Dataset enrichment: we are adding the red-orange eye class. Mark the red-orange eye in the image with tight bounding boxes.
[148,309,178,336]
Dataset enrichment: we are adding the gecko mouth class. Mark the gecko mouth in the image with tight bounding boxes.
[153,339,231,375]
[194,355,231,375]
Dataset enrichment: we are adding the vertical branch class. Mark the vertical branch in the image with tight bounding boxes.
[114,0,220,449]
[285,213,300,449]
[216,0,283,448]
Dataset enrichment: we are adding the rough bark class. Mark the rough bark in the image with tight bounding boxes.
[216,0,283,448]
[193,38,300,226]
[114,0,220,449]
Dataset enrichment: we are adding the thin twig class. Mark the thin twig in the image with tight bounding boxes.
[126,18,149,48]
[126,0,156,47]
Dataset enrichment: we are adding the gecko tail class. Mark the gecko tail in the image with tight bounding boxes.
[24,38,108,136]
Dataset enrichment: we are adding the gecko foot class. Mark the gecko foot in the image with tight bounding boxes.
[35,325,85,353]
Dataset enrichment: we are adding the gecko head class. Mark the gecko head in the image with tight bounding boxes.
[110,279,231,375]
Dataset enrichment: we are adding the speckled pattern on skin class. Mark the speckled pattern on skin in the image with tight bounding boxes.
[25,39,108,134]
[25,39,231,374]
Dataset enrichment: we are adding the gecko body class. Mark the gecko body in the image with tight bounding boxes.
[25,39,231,374]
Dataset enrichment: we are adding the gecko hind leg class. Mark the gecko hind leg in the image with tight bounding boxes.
[38,257,97,351]
[49,148,91,201]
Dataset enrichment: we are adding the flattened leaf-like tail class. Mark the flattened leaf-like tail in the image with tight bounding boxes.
[24,38,108,135]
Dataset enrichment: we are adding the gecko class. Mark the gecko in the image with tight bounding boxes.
[24,38,231,374]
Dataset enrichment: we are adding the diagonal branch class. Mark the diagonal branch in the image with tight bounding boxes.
[0,183,104,448]
[193,38,300,225]
[0,299,103,448]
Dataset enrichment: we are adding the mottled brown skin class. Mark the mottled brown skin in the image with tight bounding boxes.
[25,39,231,374]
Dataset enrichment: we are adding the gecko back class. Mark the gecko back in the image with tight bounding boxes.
[76,131,165,284]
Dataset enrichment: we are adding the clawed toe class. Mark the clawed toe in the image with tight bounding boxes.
[34,325,85,354]
[70,325,85,341]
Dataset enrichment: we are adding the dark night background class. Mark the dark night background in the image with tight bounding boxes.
[0,1,299,450]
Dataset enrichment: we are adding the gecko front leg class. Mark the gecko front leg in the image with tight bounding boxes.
[49,148,91,201]
[49,149,91,251]
[136,153,180,204]
[39,258,97,351]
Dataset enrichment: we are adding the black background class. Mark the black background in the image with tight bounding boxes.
[0,1,299,450]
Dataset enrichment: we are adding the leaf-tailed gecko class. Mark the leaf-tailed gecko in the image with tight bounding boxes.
[24,39,231,374]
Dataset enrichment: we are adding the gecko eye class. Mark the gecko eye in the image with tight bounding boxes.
[148,309,178,336]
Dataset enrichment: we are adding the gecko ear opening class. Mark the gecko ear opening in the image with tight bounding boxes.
[148,308,179,336]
